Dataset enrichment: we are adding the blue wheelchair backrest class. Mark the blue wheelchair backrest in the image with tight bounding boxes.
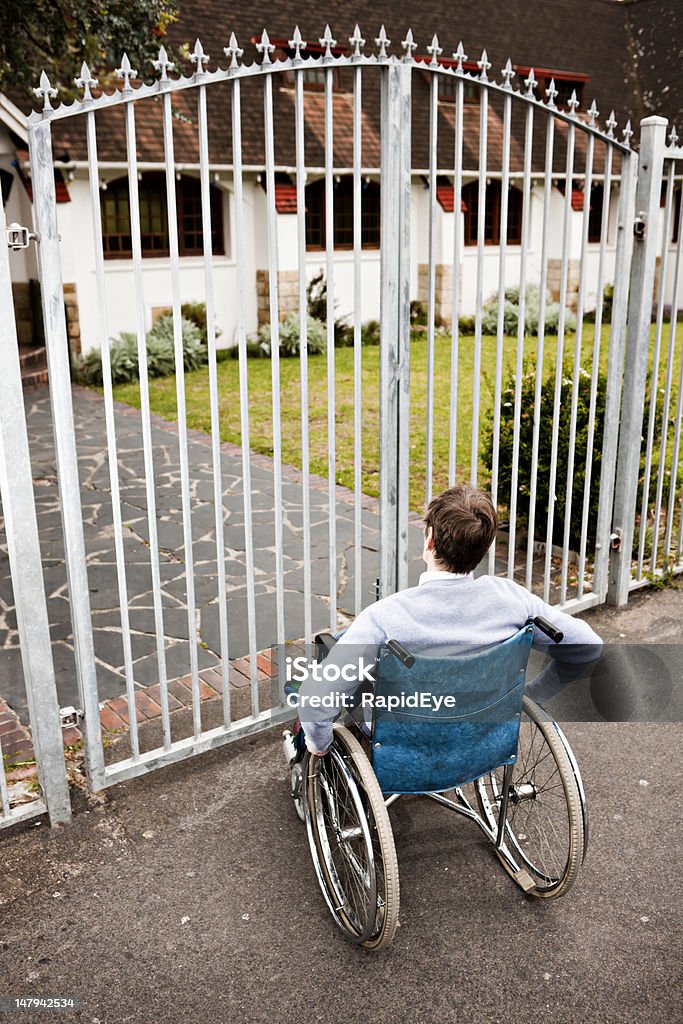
[371,624,535,794]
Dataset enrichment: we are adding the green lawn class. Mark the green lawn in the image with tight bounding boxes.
[111,323,682,514]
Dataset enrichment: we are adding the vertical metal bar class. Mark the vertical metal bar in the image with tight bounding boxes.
[608,116,668,606]
[488,89,511,575]
[85,109,140,758]
[263,70,286,667]
[352,63,363,612]
[231,77,260,710]
[593,147,638,600]
[0,184,71,824]
[578,145,613,598]
[122,100,171,751]
[425,71,438,504]
[471,87,488,485]
[396,61,412,593]
[525,115,555,589]
[0,737,10,818]
[651,162,680,571]
[664,184,683,561]
[507,101,534,579]
[28,119,105,790]
[324,61,337,628]
[198,83,231,725]
[294,68,313,634]
[637,160,674,576]
[543,118,576,602]
[448,75,464,487]
[161,88,202,738]
[560,131,594,603]
[379,59,411,597]
[495,762,515,849]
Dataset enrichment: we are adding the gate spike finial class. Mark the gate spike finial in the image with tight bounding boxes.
[256,29,275,65]
[289,26,307,62]
[319,24,337,60]
[349,24,365,59]
[567,89,580,116]
[190,38,209,75]
[115,53,138,93]
[668,124,679,147]
[427,34,442,67]
[453,42,467,73]
[501,58,515,90]
[153,44,176,81]
[75,61,98,102]
[33,70,58,111]
[587,99,599,127]
[524,68,537,97]
[375,26,390,60]
[545,77,558,108]
[622,120,634,148]
[605,109,617,138]
[401,29,417,61]
[224,32,244,69]
[477,49,491,82]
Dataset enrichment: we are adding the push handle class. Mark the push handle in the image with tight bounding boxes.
[532,616,564,644]
[386,639,416,668]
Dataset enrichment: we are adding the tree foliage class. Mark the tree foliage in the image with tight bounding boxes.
[0,1,178,103]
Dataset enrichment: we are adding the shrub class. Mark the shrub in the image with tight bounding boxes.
[80,316,208,385]
[361,320,381,346]
[227,341,269,359]
[485,363,669,554]
[584,283,614,324]
[306,271,352,345]
[484,363,607,551]
[481,285,577,337]
[458,315,477,335]
[259,312,327,357]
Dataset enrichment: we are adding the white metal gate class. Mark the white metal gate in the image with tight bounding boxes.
[1,24,680,801]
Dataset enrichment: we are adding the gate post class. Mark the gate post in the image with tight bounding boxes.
[379,57,412,598]
[608,116,669,605]
[0,190,71,825]
[28,118,105,787]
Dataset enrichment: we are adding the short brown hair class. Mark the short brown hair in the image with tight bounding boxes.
[423,485,498,573]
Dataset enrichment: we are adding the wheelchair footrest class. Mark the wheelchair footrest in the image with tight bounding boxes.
[495,851,537,893]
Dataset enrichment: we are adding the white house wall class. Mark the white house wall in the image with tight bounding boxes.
[54,171,683,355]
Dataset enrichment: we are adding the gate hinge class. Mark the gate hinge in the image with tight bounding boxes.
[633,212,646,241]
[60,706,83,728]
[6,222,39,250]
[609,530,622,551]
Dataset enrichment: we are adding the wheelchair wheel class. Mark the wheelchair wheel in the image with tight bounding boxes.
[475,696,585,899]
[304,724,400,949]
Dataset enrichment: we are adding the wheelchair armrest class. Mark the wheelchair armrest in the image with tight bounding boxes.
[532,616,564,644]
[315,632,338,662]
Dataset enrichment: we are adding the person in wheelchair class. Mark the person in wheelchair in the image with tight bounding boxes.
[297,483,602,757]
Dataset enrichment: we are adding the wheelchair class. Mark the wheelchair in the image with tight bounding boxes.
[283,617,588,950]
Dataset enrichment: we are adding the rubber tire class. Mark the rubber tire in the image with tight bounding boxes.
[475,696,585,899]
[305,723,400,949]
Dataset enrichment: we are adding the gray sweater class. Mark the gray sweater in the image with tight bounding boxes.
[299,570,603,752]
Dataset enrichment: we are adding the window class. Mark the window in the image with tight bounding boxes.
[305,177,380,249]
[673,188,681,244]
[102,173,224,259]
[588,184,605,243]
[435,75,480,104]
[462,180,523,246]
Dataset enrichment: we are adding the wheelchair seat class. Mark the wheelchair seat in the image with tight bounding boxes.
[371,625,534,794]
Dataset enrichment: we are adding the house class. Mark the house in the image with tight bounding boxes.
[1,0,682,356]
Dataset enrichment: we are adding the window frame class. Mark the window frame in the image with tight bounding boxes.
[462,179,524,247]
[101,172,225,260]
[305,176,381,251]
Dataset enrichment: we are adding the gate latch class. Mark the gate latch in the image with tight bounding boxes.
[6,222,39,250]
[60,706,83,728]
[609,530,622,551]
[633,213,647,241]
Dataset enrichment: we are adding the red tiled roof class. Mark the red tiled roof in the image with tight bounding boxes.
[275,183,297,212]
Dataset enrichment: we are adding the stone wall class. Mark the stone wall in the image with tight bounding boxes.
[547,259,581,311]
[417,263,455,326]
[63,282,81,355]
[256,269,300,328]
